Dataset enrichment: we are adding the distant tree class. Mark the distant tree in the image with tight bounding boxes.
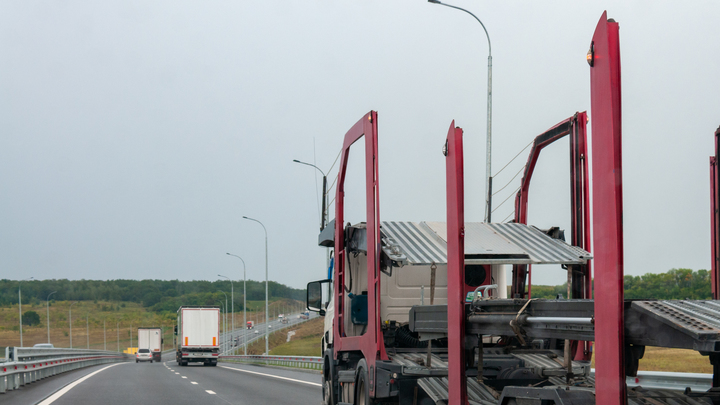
[23,310,40,326]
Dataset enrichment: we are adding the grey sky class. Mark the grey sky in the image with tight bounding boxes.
[1,1,719,288]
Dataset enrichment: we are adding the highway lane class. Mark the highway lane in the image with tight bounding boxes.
[0,362,116,404]
[6,357,320,404]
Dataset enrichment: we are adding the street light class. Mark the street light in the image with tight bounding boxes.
[292,159,328,231]
[46,291,57,344]
[18,277,33,347]
[429,0,493,222]
[218,291,228,350]
[218,274,234,347]
[69,301,78,349]
[243,216,269,355]
[226,252,247,355]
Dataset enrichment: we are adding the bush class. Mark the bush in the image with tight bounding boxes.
[23,311,40,326]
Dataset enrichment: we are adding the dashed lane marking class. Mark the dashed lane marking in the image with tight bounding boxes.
[175,372,180,374]
[206,390,216,395]
[219,365,321,387]
[191,382,198,385]
[182,376,187,379]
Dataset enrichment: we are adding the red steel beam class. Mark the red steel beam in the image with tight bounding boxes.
[445,121,468,405]
[712,126,720,299]
[332,111,388,398]
[589,11,626,405]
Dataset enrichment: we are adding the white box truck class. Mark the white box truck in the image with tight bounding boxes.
[175,306,220,366]
[137,327,163,362]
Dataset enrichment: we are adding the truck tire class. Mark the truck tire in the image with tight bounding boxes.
[355,359,375,405]
[322,350,338,405]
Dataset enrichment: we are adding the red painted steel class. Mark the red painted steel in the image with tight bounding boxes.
[511,113,591,306]
[445,121,468,405]
[712,126,720,299]
[332,111,388,398]
[589,11,626,405]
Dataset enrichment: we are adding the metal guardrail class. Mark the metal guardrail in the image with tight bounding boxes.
[625,371,712,392]
[0,347,131,394]
[220,355,322,370]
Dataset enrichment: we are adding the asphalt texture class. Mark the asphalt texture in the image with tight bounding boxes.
[4,312,320,404]
[4,355,320,404]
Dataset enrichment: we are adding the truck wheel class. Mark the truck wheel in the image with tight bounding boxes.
[355,360,375,405]
[322,350,338,405]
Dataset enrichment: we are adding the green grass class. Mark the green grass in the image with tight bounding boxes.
[270,336,321,356]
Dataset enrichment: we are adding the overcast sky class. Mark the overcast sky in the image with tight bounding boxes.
[1,1,719,289]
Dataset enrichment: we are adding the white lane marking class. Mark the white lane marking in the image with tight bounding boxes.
[175,372,180,374]
[219,365,321,387]
[38,363,124,405]
[191,381,198,385]
[182,376,187,379]
[206,390,216,395]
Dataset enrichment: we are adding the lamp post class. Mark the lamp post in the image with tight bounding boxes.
[218,291,228,349]
[46,291,57,344]
[429,0,493,221]
[86,314,89,349]
[18,277,33,347]
[243,216,269,355]
[117,321,120,352]
[226,253,247,355]
[218,274,234,346]
[292,159,328,231]
[104,319,106,350]
[69,301,77,348]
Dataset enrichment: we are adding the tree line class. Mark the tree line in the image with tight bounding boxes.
[530,268,711,299]
[0,279,305,314]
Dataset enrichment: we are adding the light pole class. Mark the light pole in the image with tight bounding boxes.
[243,216,269,355]
[46,291,57,344]
[218,275,234,347]
[104,319,106,350]
[69,301,77,348]
[18,277,33,347]
[429,0,493,221]
[218,292,227,348]
[116,321,120,352]
[226,253,247,355]
[86,314,89,349]
[292,159,328,231]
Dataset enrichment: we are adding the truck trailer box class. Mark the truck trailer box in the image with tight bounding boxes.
[137,327,163,362]
[175,306,220,366]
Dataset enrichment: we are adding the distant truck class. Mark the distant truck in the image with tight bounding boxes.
[246,321,254,329]
[137,327,163,362]
[299,311,310,320]
[280,314,289,324]
[175,306,220,367]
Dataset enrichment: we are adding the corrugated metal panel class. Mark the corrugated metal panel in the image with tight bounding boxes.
[417,377,498,405]
[486,223,590,264]
[381,221,447,265]
[380,221,591,266]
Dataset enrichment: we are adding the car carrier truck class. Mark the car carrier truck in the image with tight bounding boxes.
[306,13,720,405]
[137,327,163,362]
[174,306,220,367]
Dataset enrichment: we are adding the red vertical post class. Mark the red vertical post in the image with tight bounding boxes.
[712,126,720,299]
[445,121,467,405]
[589,11,626,405]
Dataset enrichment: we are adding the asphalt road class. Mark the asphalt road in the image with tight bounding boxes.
[6,358,320,405]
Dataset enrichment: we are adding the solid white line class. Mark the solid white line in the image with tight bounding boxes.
[206,390,216,394]
[219,365,321,387]
[38,363,124,405]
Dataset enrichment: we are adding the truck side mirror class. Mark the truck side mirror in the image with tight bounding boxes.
[307,279,331,316]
